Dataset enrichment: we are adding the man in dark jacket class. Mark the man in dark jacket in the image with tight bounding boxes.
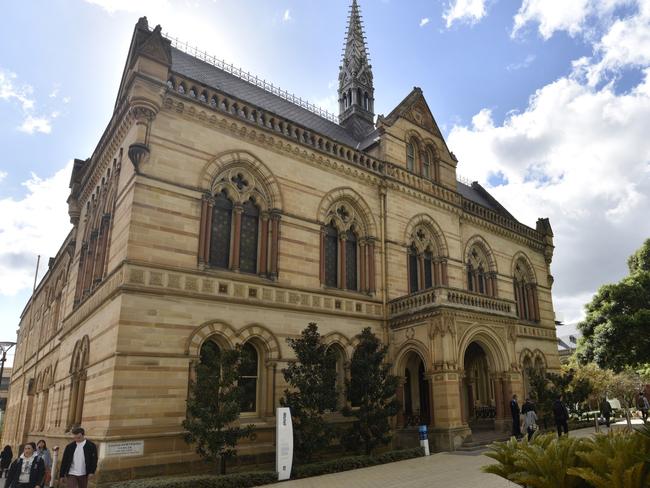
[553,395,569,436]
[4,442,45,488]
[510,394,522,438]
[59,427,98,488]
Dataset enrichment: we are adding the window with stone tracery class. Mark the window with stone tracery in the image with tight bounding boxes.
[513,258,539,322]
[320,202,374,293]
[406,225,447,293]
[466,243,496,297]
[200,166,280,279]
[406,139,416,172]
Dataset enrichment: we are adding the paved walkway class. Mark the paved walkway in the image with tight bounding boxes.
[260,427,601,488]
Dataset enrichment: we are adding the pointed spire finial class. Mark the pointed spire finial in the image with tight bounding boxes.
[338,0,375,139]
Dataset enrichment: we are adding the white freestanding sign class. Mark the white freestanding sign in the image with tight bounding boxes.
[276,407,293,481]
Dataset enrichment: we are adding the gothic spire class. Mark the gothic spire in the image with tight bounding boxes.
[338,0,375,139]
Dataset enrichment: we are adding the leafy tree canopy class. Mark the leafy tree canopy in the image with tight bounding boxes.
[577,238,650,372]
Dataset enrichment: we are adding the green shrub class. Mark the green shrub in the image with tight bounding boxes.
[109,471,277,488]
[483,428,650,488]
[292,447,424,479]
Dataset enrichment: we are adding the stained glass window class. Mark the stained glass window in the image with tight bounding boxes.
[408,245,419,293]
[240,200,259,274]
[324,223,338,287]
[424,251,433,289]
[239,343,258,413]
[345,230,357,290]
[210,191,232,269]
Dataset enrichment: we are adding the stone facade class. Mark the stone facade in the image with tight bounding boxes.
[2,8,560,484]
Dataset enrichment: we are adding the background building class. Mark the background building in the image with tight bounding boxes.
[2,3,560,483]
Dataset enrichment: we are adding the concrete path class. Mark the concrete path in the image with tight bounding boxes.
[260,427,601,488]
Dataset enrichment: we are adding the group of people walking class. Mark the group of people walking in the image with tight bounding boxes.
[510,393,570,440]
[509,390,650,441]
[0,427,97,488]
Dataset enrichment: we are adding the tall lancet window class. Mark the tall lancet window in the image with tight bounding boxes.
[345,229,358,291]
[324,223,339,288]
[240,199,259,274]
[407,140,416,172]
[210,191,233,269]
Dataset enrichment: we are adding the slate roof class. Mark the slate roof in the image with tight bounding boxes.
[170,47,361,147]
[456,181,498,211]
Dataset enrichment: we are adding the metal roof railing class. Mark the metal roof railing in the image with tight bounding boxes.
[163,34,340,124]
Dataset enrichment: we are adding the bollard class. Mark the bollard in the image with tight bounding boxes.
[419,425,430,456]
[594,414,599,433]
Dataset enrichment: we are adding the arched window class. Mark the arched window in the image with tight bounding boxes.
[357,88,362,106]
[67,336,89,431]
[324,223,338,288]
[200,340,221,365]
[408,245,419,293]
[345,229,358,291]
[513,259,539,322]
[363,92,369,110]
[239,343,259,413]
[347,90,352,108]
[406,140,416,172]
[240,199,260,274]
[466,244,495,297]
[422,149,431,179]
[210,191,232,269]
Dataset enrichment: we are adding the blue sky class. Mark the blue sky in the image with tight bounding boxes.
[1,0,649,363]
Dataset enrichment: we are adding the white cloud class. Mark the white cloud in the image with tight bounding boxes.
[448,5,650,322]
[443,0,486,28]
[506,54,536,71]
[0,162,73,296]
[83,0,168,14]
[19,115,52,134]
[420,17,430,27]
[0,70,35,111]
[512,0,633,39]
[1,69,58,134]
[282,9,292,22]
[0,171,7,183]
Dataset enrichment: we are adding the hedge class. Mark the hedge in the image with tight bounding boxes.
[292,447,425,479]
[108,471,277,488]
[109,447,424,487]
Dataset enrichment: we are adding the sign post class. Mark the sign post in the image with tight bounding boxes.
[276,407,293,481]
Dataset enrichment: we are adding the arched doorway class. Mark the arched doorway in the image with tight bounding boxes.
[462,342,495,430]
[401,351,431,427]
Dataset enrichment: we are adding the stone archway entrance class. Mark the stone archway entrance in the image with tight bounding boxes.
[462,342,496,431]
[400,351,431,427]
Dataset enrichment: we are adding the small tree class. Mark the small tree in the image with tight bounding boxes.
[281,323,337,463]
[183,343,253,474]
[342,327,399,455]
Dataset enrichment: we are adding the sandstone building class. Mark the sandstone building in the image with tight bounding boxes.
[3,2,559,482]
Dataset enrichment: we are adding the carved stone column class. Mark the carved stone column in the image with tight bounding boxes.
[259,212,270,276]
[441,259,448,286]
[270,211,281,279]
[433,259,441,287]
[198,197,208,265]
[368,240,376,293]
[265,362,276,417]
[339,235,346,289]
[493,374,504,420]
[231,204,243,271]
[319,227,326,284]
[359,240,367,292]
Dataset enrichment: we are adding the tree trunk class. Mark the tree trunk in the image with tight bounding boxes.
[220,455,226,475]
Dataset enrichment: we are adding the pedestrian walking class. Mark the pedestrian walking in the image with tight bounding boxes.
[510,394,522,438]
[59,427,98,488]
[4,442,45,488]
[34,442,51,487]
[523,406,538,441]
[552,394,569,437]
[0,446,12,478]
[600,397,612,428]
[521,398,535,415]
[638,392,649,424]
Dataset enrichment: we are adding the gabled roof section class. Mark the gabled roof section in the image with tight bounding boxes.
[379,87,444,140]
[456,180,515,220]
[170,47,361,147]
[114,17,172,112]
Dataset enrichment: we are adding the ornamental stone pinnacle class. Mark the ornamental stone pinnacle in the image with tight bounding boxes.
[338,0,375,139]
